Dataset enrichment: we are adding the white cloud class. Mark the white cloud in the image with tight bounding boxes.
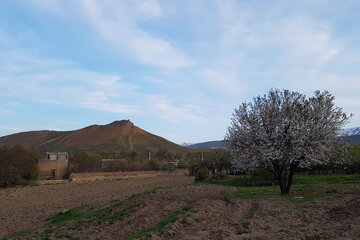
[27,0,64,14]
[145,95,206,123]
[0,28,206,124]
[0,49,137,115]
[270,17,340,65]
[134,0,162,17]
[77,0,192,69]
[0,125,23,133]
[200,67,247,96]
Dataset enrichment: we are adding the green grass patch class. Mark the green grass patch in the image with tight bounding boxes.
[97,204,139,223]
[128,186,172,200]
[2,229,35,240]
[225,186,279,201]
[128,205,193,239]
[203,174,360,188]
[198,177,249,187]
[208,174,360,201]
[46,205,91,226]
[292,174,360,185]
[46,186,172,227]
[4,186,173,239]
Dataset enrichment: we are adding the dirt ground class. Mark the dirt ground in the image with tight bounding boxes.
[0,170,192,238]
[1,172,359,240]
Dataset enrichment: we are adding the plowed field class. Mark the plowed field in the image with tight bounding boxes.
[1,172,359,239]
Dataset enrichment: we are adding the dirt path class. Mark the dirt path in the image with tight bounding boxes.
[0,171,193,237]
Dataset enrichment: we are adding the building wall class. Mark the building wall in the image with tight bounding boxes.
[38,155,68,179]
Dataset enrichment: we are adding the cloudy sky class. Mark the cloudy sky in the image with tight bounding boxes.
[0,0,359,144]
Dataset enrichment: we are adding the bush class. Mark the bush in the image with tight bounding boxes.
[244,168,277,187]
[195,168,210,181]
[69,152,102,172]
[149,160,160,170]
[177,161,188,169]
[0,145,39,187]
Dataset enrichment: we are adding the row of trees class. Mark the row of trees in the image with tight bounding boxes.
[0,145,39,187]
[69,151,186,173]
[99,150,183,162]
[187,149,233,176]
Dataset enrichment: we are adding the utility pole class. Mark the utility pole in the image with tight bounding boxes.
[149,151,151,161]
[57,152,60,180]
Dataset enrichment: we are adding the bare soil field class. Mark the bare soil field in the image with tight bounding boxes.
[1,172,359,240]
[0,170,191,238]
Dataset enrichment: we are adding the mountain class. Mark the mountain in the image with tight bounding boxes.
[341,127,360,144]
[186,140,227,149]
[341,127,360,137]
[180,143,193,147]
[185,127,360,149]
[0,120,185,152]
[346,135,360,145]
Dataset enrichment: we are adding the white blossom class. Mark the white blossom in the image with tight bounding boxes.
[226,89,351,194]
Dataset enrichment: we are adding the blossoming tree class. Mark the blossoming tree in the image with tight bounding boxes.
[226,89,351,194]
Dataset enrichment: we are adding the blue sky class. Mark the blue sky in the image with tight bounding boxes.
[0,0,360,144]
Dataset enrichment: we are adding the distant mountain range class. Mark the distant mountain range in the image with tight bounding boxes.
[340,127,360,137]
[340,127,360,144]
[183,140,227,149]
[0,120,185,152]
[185,127,360,149]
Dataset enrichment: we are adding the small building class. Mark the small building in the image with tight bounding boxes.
[38,152,69,180]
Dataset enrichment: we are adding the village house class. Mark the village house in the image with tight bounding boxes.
[38,152,69,180]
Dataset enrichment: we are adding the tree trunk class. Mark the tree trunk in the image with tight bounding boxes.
[277,174,286,195]
[280,180,286,194]
[285,168,295,194]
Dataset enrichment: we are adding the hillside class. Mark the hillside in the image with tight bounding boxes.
[185,130,360,150]
[186,140,227,149]
[346,135,360,145]
[0,120,185,152]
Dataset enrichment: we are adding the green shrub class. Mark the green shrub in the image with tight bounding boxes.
[187,161,200,176]
[195,168,210,181]
[245,168,277,187]
[149,160,160,170]
[177,161,188,169]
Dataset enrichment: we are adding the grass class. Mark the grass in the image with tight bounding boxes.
[202,173,360,188]
[225,186,279,201]
[46,205,90,226]
[203,174,360,201]
[128,205,193,239]
[46,186,171,227]
[292,174,360,185]
[127,186,171,200]
[199,176,249,187]
[4,186,172,239]
[2,229,35,240]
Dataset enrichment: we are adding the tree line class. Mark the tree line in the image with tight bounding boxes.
[0,145,39,187]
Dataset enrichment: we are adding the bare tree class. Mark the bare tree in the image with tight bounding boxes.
[226,89,351,194]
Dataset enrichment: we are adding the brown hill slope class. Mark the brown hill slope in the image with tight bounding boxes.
[0,120,185,152]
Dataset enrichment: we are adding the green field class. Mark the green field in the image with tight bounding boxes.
[198,174,360,200]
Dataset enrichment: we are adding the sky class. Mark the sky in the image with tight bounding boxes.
[0,0,360,144]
